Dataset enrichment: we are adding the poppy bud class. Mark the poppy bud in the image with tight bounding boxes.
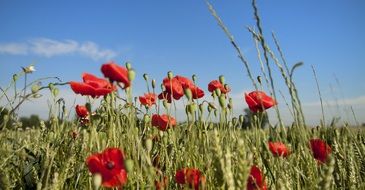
[214,109,218,117]
[143,114,150,123]
[232,117,238,126]
[257,76,262,84]
[125,159,134,173]
[207,105,212,113]
[31,84,40,94]
[208,102,216,110]
[145,138,153,152]
[224,84,230,92]
[12,74,18,82]
[52,88,59,97]
[128,69,136,81]
[32,94,42,98]
[199,103,204,114]
[125,62,132,70]
[208,123,214,130]
[163,99,169,109]
[167,71,173,79]
[214,88,221,97]
[92,173,102,190]
[49,83,55,91]
[184,88,192,101]
[192,74,197,82]
[218,94,226,108]
[228,97,233,110]
[219,75,225,85]
[239,114,244,123]
[143,73,149,81]
[228,121,233,128]
[151,79,156,89]
[187,103,197,115]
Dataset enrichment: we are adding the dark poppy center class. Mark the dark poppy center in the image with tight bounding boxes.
[106,161,115,169]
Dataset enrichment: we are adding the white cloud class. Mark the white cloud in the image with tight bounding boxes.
[79,41,117,60]
[0,38,118,61]
[29,38,79,57]
[0,43,28,55]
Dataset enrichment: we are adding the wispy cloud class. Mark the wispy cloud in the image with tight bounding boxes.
[0,43,28,55]
[0,38,118,61]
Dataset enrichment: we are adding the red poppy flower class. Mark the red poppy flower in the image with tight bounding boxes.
[86,148,128,188]
[101,61,130,89]
[70,73,115,98]
[151,114,176,131]
[139,93,157,107]
[310,139,332,164]
[75,105,89,118]
[245,91,277,112]
[162,77,184,100]
[175,168,202,190]
[175,75,195,89]
[247,165,267,190]
[155,176,169,190]
[208,80,230,94]
[268,141,289,157]
[191,86,205,99]
[158,91,173,103]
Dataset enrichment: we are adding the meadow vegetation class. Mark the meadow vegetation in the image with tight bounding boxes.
[1,1,364,189]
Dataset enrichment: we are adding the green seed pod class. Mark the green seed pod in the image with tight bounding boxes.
[125,159,134,173]
[215,88,221,97]
[145,138,153,152]
[92,173,102,190]
[31,84,40,94]
[151,79,156,89]
[219,75,225,85]
[48,83,55,91]
[125,62,132,70]
[128,69,136,81]
[167,71,173,79]
[52,88,59,97]
[218,95,226,108]
[143,114,150,123]
[184,88,192,101]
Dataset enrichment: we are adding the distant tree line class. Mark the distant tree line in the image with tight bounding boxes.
[1,107,42,130]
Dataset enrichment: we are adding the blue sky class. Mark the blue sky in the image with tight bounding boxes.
[1,0,365,125]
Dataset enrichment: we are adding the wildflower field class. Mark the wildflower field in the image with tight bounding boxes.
[1,1,365,190]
